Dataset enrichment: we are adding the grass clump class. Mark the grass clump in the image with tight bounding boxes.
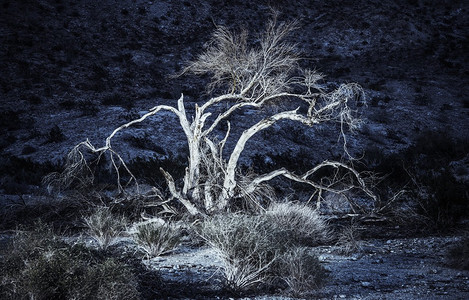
[0,224,139,300]
[264,201,331,246]
[278,247,328,297]
[84,206,127,250]
[133,221,181,257]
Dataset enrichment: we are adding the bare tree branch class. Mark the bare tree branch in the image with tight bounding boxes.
[49,15,376,216]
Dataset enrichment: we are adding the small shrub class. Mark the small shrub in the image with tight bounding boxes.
[277,247,327,297]
[138,6,146,15]
[462,99,469,108]
[370,96,380,107]
[0,224,139,300]
[59,99,77,109]
[84,207,127,250]
[133,221,180,257]
[90,259,139,300]
[198,208,329,292]
[335,221,361,254]
[414,94,431,106]
[198,214,282,290]
[447,237,469,270]
[440,103,452,111]
[0,110,22,130]
[92,63,109,81]
[46,124,66,143]
[264,201,331,246]
[368,79,385,91]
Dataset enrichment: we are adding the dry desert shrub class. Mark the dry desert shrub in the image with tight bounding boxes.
[84,206,127,250]
[198,214,281,290]
[48,14,375,216]
[335,221,362,254]
[133,221,181,257]
[198,203,329,292]
[277,247,327,297]
[0,223,139,300]
[264,201,331,246]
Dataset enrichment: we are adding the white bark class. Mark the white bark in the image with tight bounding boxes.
[217,109,317,209]
[51,19,375,216]
[237,161,377,209]
[160,168,199,216]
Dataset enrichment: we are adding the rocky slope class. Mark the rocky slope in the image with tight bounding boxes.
[1,0,467,164]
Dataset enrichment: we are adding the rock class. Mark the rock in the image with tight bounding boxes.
[361,281,372,288]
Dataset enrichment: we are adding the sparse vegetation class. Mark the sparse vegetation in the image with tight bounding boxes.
[133,221,181,257]
[0,224,139,300]
[198,213,281,290]
[197,202,329,292]
[278,247,327,297]
[336,221,361,254]
[264,201,331,246]
[84,206,127,250]
[361,130,469,230]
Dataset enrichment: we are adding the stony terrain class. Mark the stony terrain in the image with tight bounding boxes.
[134,234,469,299]
[1,0,468,165]
[1,0,468,299]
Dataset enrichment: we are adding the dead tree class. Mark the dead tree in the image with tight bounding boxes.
[45,15,375,215]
